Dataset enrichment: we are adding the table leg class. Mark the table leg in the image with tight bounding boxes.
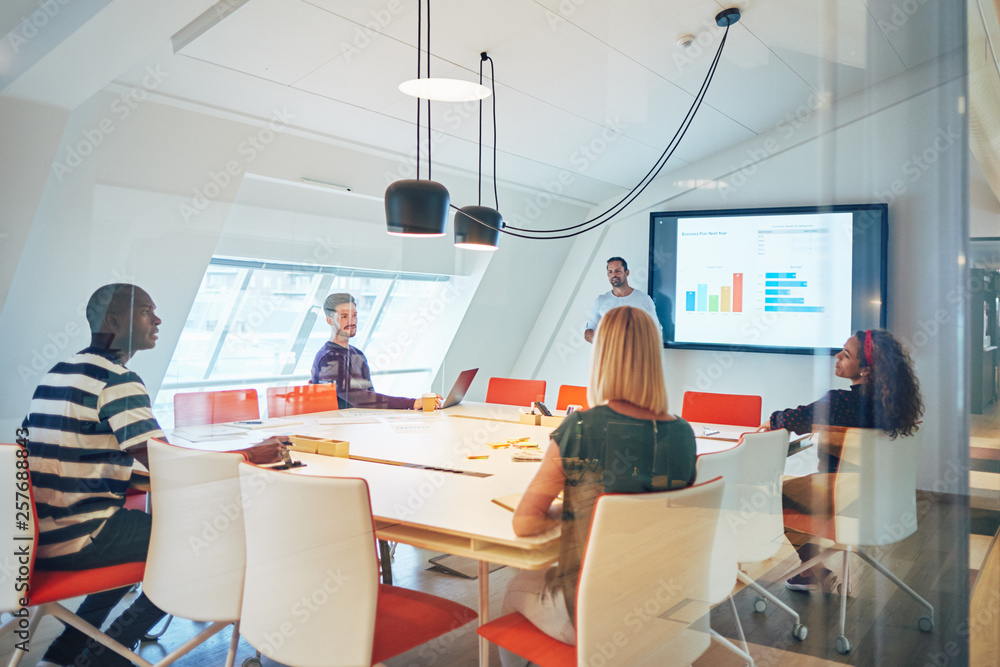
[478,560,490,667]
[378,540,392,584]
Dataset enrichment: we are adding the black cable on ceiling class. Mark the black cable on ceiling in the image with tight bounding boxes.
[456,21,732,240]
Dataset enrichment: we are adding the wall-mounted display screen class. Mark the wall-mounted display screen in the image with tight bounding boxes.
[648,204,887,354]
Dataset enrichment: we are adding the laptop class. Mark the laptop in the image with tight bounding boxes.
[442,368,479,408]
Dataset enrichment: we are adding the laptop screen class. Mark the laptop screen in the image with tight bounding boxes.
[443,368,479,408]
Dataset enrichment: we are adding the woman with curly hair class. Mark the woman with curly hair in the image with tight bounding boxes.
[763,329,924,593]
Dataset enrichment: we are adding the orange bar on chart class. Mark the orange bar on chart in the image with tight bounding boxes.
[721,286,731,312]
[733,273,743,312]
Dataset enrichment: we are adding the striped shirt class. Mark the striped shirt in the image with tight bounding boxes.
[24,348,164,560]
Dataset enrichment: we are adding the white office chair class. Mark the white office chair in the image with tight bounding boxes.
[694,442,759,665]
[479,477,727,666]
[143,438,250,667]
[697,430,807,641]
[237,465,477,667]
[781,427,934,654]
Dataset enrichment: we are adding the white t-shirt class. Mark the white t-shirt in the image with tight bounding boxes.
[585,289,659,331]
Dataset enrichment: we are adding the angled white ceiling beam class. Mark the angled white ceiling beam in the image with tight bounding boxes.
[1,0,218,109]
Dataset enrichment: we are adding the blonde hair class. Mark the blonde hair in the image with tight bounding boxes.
[587,306,668,414]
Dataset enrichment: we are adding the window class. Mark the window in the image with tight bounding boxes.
[154,257,459,426]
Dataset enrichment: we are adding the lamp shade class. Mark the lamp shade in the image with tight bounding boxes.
[399,77,492,102]
[454,205,503,250]
[385,179,450,236]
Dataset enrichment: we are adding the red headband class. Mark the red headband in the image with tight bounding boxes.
[864,330,874,367]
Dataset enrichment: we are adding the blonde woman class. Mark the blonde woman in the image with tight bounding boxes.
[500,306,697,664]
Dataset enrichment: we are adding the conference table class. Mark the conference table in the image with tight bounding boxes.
[171,402,761,667]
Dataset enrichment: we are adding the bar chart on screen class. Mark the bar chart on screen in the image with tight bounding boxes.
[684,273,743,313]
[672,213,852,348]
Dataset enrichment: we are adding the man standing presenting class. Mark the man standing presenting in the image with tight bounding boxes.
[584,257,660,343]
[25,284,282,667]
[310,293,441,409]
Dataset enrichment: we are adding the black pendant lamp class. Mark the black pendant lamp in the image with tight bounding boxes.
[386,180,449,237]
[454,53,503,251]
[385,0,449,237]
[454,205,503,249]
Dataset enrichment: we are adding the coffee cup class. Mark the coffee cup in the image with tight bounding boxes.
[422,393,437,411]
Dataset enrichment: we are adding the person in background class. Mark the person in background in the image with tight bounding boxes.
[762,328,923,593]
[25,284,284,667]
[499,306,697,664]
[310,292,441,410]
[584,256,659,343]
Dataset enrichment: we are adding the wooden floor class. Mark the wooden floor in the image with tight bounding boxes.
[971,399,1000,514]
[699,492,972,667]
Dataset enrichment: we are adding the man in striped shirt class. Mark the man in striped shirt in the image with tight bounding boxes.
[24,284,281,667]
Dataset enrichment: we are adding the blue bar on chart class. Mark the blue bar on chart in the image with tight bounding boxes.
[765,272,797,279]
[765,280,808,287]
[764,305,825,312]
[764,297,805,304]
[696,284,708,311]
[765,289,790,295]
[685,291,696,311]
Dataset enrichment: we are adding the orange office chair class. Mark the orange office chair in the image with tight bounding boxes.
[0,444,150,667]
[266,384,339,418]
[485,377,546,407]
[681,391,762,428]
[555,385,589,411]
[173,389,259,427]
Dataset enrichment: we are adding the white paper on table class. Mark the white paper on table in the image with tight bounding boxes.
[315,415,383,425]
[226,418,303,430]
[382,413,438,422]
[389,422,433,434]
[171,424,247,441]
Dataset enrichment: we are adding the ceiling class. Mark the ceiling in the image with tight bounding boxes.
[3,0,960,209]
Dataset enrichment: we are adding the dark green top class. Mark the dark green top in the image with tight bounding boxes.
[546,405,697,621]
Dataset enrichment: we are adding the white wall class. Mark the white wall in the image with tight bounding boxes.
[516,48,969,492]
[0,85,588,434]
[0,97,69,315]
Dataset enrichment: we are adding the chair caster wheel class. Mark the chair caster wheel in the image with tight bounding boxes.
[753,597,767,613]
[792,623,808,641]
[242,658,262,667]
[919,616,934,632]
[836,635,852,655]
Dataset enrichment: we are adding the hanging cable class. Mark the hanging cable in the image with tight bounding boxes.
[497,23,731,236]
[454,26,728,240]
[506,28,726,233]
[426,0,432,180]
[478,54,484,205]
[415,0,421,180]
[487,54,499,211]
